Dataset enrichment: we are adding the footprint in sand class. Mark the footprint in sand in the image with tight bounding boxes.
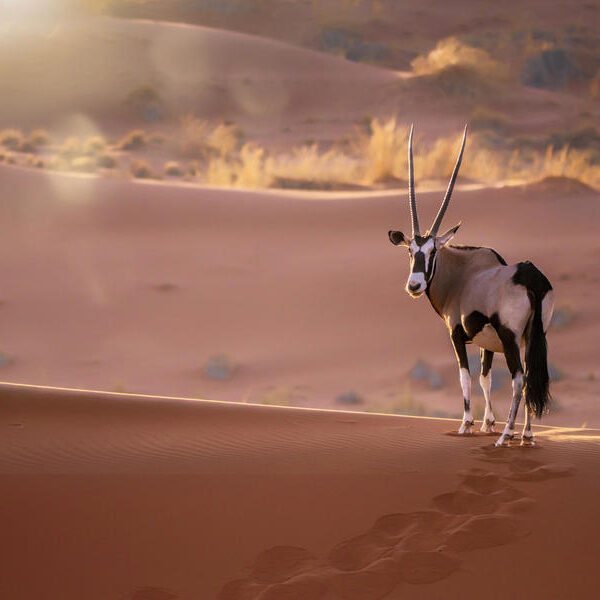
[328,532,394,571]
[329,558,400,600]
[129,587,178,600]
[432,489,501,515]
[217,578,265,600]
[507,461,574,481]
[393,550,461,584]
[444,514,524,551]
[251,546,317,584]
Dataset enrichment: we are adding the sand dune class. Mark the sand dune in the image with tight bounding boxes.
[0,16,395,135]
[1,381,599,599]
[0,163,598,427]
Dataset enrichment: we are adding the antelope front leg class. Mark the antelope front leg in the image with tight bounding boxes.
[451,326,473,435]
[480,349,496,432]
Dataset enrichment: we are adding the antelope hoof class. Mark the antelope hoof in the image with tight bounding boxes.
[458,420,475,435]
[480,419,496,433]
[494,431,514,447]
[521,435,535,447]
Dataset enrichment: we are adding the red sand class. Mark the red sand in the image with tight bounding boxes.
[1,382,599,600]
[0,164,598,426]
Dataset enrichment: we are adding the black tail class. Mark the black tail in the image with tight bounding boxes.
[516,262,552,418]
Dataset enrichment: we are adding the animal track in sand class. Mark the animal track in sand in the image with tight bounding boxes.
[507,461,574,481]
[433,489,501,515]
[444,514,523,551]
[328,532,394,571]
[218,450,575,598]
[251,546,317,583]
[393,550,461,584]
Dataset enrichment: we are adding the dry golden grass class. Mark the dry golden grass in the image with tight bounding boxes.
[130,159,154,179]
[164,161,183,177]
[412,37,510,81]
[118,130,147,151]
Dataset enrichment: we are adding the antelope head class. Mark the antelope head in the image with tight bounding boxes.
[388,124,467,298]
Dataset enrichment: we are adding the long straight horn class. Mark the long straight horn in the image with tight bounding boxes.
[429,125,468,236]
[408,123,420,236]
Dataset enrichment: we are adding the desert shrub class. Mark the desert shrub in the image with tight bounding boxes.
[548,126,600,151]
[28,129,51,146]
[0,129,24,149]
[25,155,44,168]
[207,123,242,157]
[412,37,509,80]
[97,153,118,168]
[130,159,153,179]
[17,140,36,153]
[118,129,147,151]
[522,49,581,89]
[58,136,82,159]
[360,117,408,184]
[270,144,360,187]
[470,107,511,134]
[164,161,183,176]
[206,157,236,186]
[84,136,108,155]
[235,144,273,188]
[70,156,96,173]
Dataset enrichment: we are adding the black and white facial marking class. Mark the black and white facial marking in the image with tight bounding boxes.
[406,236,437,297]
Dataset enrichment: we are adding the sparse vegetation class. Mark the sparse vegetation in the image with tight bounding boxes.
[164,161,183,176]
[84,136,108,155]
[130,159,153,179]
[71,156,97,173]
[118,130,147,151]
[28,129,51,146]
[0,129,24,149]
[97,153,118,169]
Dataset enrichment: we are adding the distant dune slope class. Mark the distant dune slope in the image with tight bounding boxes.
[0,16,396,128]
[0,164,598,426]
[1,382,600,600]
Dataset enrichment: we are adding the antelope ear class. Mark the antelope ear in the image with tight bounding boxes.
[388,230,408,246]
[436,223,461,248]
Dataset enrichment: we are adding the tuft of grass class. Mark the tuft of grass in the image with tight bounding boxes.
[118,130,147,151]
[58,137,82,159]
[0,129,24,149]
[70,156,96,173]
[130,159,153,179]
[470,107,511,134]
[412,37,510,81]
[164,161,183,176]
[97,153,118,169]
[84,136,108,155]
[28,129,51,146]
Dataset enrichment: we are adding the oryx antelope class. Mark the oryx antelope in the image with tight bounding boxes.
[388,125,554,447]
